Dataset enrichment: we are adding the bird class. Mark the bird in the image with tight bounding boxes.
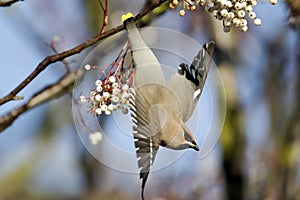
[121,12,215,200]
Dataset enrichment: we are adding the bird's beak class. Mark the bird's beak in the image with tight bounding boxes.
[190,141,199,151]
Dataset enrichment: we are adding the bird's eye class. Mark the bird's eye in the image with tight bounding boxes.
[160,140,167,147]
[184,132,193,142]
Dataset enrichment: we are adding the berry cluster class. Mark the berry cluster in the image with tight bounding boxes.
[75,42,135,145]
[79,64,134,116]
[169,0,277,32]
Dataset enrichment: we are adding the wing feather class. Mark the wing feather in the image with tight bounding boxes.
[166,41,215,122]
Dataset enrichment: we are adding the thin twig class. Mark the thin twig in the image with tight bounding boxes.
[0,0,23,7]
[48,38,71,73]
[0,0,167,106]
[98,0,109,33]
[0,69,84,132]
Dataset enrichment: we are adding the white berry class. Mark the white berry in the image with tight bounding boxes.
[95,94,102,102]
[96,85,103,92]
[108,104,115,111]
[79,95,86,103]
[95,108,102,115]
[249,11,256,19]
[84,64,91,71]
[105,110,111,115]
[220,9,228,17]
[179,9,185,16]
[254,18,262,26]
[112,82,118,88]
[95,80,102,86]
[101,104,108,111]
[241,26,248,32]
[109,76,116,83]
[238,10,245,18]
[103,92,110,99]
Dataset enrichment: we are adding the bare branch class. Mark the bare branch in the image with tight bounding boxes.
[0,0,168,106]
[0,0,23,7]
[98,0,109,33]
[0,69,84,132]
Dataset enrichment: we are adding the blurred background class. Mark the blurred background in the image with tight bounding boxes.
[0,0,299,199]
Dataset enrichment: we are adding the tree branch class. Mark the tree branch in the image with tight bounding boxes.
[0,69,84,132]
[0,0,23,7]
[0,0,168,106]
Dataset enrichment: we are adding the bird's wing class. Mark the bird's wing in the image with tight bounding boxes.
[166,41,215,122]
[123,15,165,87]
[128,87,161,200]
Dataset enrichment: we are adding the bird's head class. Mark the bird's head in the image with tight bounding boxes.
[160,117,199,151]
